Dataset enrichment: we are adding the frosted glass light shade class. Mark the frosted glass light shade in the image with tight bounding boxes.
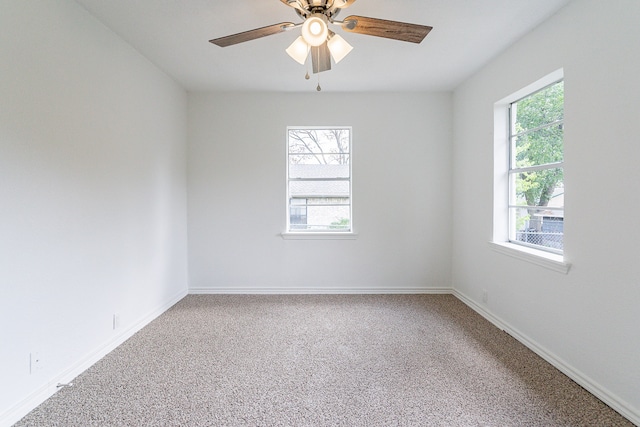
[286,36,310,64]
[327,34,353,63]
[301,14,328,47]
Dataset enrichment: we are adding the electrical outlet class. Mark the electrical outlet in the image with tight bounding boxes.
[30,352,43,374]
[113,313,120,330]
[482,289,488,303]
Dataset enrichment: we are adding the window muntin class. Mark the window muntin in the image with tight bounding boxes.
[287,127,352,232]
[508,81,564,253]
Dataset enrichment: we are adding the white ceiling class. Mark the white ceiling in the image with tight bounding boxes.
[73,0,570,92]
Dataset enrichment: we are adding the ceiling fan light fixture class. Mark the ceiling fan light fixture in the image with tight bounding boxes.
[301,14,328,46]
[212,1,433,87]
[286,36,310,64]
[327,34,353,63]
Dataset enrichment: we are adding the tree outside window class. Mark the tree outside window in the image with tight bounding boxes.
[509,81,564,252]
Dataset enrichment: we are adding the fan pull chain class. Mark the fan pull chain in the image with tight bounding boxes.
[315,47,321,91]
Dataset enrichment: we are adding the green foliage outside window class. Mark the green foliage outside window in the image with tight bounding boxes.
[330,217,350,230]
[513,81,564,209]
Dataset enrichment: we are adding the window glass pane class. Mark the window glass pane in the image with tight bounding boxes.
[289,198,350,231]
[288,129,350,160]
[512,81,564,134]
[512,168,564,207]
[301,205,351,231]
[513,124,563,168]
[511,207,564,251]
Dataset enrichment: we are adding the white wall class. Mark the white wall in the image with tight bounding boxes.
[0,1,188,423]
[188,92,452,293]
[4,0,637,424]
[452,0,640,423]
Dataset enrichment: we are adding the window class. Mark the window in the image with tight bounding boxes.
[508,80,564,254]
[508,81,564,253]
[286,127,352,233]
[493,70,568,272]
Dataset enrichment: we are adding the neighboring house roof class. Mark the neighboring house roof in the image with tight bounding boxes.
[290,181,350,198]
[289,164,350,198]
[289,164,349,179]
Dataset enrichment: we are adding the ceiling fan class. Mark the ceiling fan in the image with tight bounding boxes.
[210,0,432,77]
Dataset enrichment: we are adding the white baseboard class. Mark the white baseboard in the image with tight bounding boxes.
[1,289,188,427]
[452,289,640,427]
[189,286,454,295]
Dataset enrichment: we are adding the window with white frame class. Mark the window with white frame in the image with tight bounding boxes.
[508,80,564,253]
[286,127,352,233]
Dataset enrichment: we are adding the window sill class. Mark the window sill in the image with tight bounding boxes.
[489,241,570,274]
[281,232,358,240]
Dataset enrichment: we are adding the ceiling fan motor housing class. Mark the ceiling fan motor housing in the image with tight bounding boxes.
[293,0,342,20]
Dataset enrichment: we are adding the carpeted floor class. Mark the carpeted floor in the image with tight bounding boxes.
[15,294,632,426]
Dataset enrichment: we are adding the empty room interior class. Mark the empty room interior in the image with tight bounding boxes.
[2,0,639,425]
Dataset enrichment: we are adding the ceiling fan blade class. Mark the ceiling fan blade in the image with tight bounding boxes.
[311,42,331,73]
[210,22,295,47]
[342,15,432,44]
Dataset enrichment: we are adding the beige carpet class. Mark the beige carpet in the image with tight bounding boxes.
[15,294,632,426]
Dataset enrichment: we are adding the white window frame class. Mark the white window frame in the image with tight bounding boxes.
[491,69,570,273]
[282,126,357,240]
